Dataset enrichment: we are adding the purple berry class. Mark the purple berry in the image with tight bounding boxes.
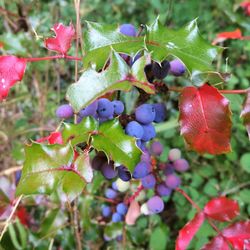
[147,196,164,214]
[102,205,111,217]
[116,203,128,215]
[97,98,114,118]
[150,141,163,156]
[169,59,186,76]
[112,100,124,115]
[163,163,175,175]
[105,188,118,199]
[153,103,167,123]
[100,162,117,180]
[92,154,107,171]
[112,212,122,222]
[156,184,172,197]
[141,174,156,189]
[118,165,131,182]
[15,170,22,185]
[141,123,156,142]
[152,60,170,80]
[79,101,98,118]
[141,150,151,162]
[116,235,123,241]
[135,104,156,124]
[56,104,74,119]
[165,174,181,189]
[125,121,144,139]
[119,24,137,37]
[133,161,151,179]
[173,158,189,172]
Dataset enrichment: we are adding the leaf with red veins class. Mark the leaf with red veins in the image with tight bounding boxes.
[222,221,250,250]
[201,235,230,250]
[175,212,205,250]
[240,90,250,139]
[179,83,232,155]
[0,56,27,101]
[44,23,75,55]
[204,197,240,222]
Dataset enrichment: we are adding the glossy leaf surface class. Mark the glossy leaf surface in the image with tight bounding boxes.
[240,90,250,139]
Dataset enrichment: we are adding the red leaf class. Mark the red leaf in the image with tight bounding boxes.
[47,131,63,144]
[201,235,230,250]
[204,197,240,222]
[241,1,250,16]
[179,83,232,155]
[15,206,29,226]
[222,221,250,250]
[175,212,205,250]
[44,23,75,55]
[240,90,250,139]
[0,56,26,101]
[212,29,243,44]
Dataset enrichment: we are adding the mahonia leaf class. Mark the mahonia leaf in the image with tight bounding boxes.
[201,235,230,250]
[66,50,155,112]
[240,89,250,139]
[204,197,239,222]
[83,21,144,69]
[179,83,232,155]
[91,119,141,172]
[16,143,89,201]
[62,116,98,146]
[176,212,205,250]
[44,23,75,55]
[212,29,243,44]
[0,56,26,101]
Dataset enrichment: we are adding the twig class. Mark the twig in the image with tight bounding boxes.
[221,181,250,196]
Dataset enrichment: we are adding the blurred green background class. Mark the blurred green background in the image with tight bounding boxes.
[0,0,250,249]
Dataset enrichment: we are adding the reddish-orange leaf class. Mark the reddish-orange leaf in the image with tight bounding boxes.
[0,56,27,101]
[179,83,232,155]
[176,212,205,250]
[241,1,250,16]
[204,197,239,222]
[212,29,243,44]
[44,23,75,55]
[201,235,230,250]
[240,90,250,139]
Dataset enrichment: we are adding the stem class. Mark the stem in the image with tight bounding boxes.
[125,185,144,204]
[168,86,248,94]
[73,199,82,250]
[25,55,82,62]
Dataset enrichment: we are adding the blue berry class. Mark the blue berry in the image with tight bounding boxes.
[133,161,151,179]
[156,184,172,197]
[116,203,128,215]
[118,165,131,182]
[125,121,144,139]
[152,60,170,80]
[97,98,114,118]
[163,163,175,175]
[119,24,137,37]
[56,104,74,119]
[112,100,124,115]
[79,101,98,118]
[141,174,156,189]
[147,196,164,214]
[169,59,186,76]
[102,205,111,217]
[100,162,117,180]
[105,188,118,199]
[135,104,156,124]
[112,181,118,190]
[153,103,167,123]
[140,150,151,162]
[141,124,156,141]
[112,212,122,222]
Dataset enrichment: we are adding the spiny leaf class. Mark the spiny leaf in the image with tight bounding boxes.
[16,143,88,201]
[204,197,240,222]
[240,89,250,139]
[83,21,144,69]
[62,116,98,146]
[91,119,141,172]
[179,83,232,155]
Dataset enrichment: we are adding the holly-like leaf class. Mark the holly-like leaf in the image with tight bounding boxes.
[179,83,232,155]
[0,55,26,101]
[176,212,205,250]
[222,221,250,250]
[240,90,250,139]
[146,18,222,77]
[83,21,144,69]
[44,23,75,55]
[66,50,155,112]
[91,119,141,172]
[201,236,230,250]
[62,116,98,146]
[16,143,87,201]
[204,197,239,222]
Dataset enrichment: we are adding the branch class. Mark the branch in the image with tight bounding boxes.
[25,55,82,62]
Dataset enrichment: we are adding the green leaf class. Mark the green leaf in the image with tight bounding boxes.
[91,119,141,172]
[62,116,98,146]
[146,18,222,77]
[83,21,144,69]
[240,153,250,173]
[104,222,123,239]
[149,225,169,250]
[16,143,87,201]
[66,50,155,112]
